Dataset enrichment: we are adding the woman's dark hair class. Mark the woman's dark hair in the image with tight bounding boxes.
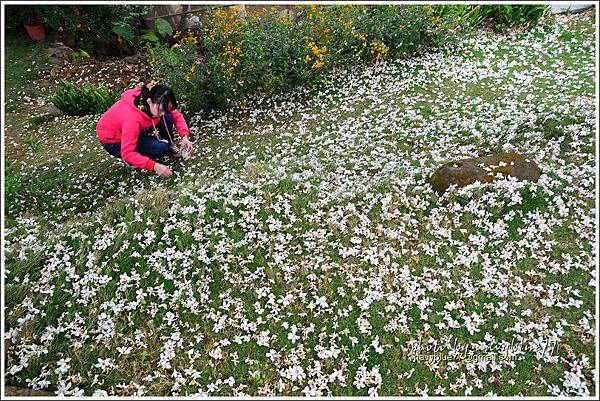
[135,83,178,116]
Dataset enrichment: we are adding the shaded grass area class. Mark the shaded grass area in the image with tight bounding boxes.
[4,30,53,106]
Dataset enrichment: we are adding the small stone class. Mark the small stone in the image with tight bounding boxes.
[47,43,74,66]
[429,153,541,194]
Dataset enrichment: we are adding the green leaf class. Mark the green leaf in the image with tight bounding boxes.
[140,30,159,43]
[155,18,173,37]
[112,22,136,43]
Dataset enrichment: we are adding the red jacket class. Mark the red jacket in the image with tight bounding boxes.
[96,88,190,171]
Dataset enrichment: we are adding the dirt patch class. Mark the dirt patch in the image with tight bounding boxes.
[48,53,153,91]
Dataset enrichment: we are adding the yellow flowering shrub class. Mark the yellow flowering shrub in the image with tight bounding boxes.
[149,5,455,113]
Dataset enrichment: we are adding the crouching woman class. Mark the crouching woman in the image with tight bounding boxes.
[96,81,193,177]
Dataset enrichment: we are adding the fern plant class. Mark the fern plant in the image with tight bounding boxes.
[51,80,119,116]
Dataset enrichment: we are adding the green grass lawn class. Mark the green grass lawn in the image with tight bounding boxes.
[3,10,597,396]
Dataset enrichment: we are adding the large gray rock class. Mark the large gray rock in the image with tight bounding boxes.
[429,153,541,194]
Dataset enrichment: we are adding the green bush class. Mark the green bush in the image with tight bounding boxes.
[3,5,44,28]
[298,5,447,64]
[112,16,173,56]
[435,4,549,31]
[51,80,119,116]
[149,34,211,112]
[236,12,310,95]
[150,5,456,113]
[39,5,150,55]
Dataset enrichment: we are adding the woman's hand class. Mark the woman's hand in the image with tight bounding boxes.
[154,162,172,178]
[181,136,194,156]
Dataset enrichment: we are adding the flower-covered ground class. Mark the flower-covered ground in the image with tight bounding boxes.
[3,10,597,397]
